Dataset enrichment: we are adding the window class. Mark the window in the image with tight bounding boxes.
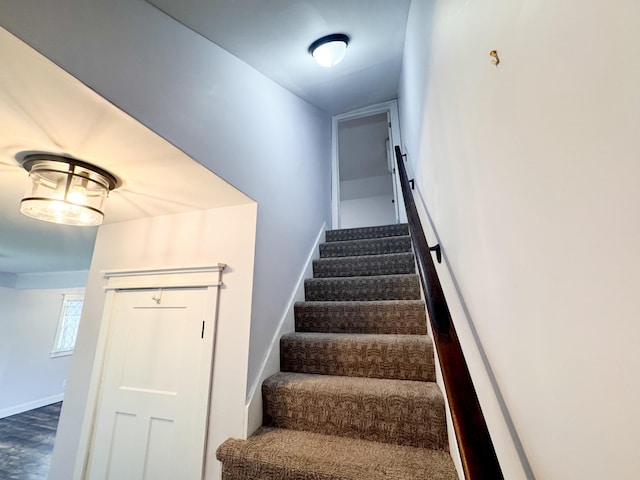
[51,294,84,358]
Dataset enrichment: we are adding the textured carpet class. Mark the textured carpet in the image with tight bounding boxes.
[313,252,416,278]
[217,223,457,479]
[280,332,435,381]
[304,274,421,301]
[294,300,428,335]
[319,236,412,258]
[218,428,458,480]
[325,224,409,242]
[262,372,447,449]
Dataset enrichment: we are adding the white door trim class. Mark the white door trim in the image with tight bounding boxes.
[102,264,226,290]
[331,100,404,229]
[73,264,225,480]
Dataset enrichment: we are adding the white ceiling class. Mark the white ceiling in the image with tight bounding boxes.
[0,27,251,275]
[0,1,411,277]
[146,0,412,115]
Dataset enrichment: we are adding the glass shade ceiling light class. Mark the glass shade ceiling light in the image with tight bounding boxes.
[19,153,119,227]
[309,33,350,68]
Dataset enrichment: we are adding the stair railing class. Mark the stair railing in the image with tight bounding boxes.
[394,145,503,479]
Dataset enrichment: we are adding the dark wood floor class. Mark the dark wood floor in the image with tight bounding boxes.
[0,402,62,480]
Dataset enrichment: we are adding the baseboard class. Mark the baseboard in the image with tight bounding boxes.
[244,222,326,437]
[0,393,64,419]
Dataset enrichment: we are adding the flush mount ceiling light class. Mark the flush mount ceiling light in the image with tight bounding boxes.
[309,33,350,68]
[19,153,119,227]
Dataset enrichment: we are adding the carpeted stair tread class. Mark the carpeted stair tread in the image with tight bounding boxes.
[325,223,409,243]
[294,300,428,335]
[319,236,412,258]
[313,252,415,278]
[305,274,421,301]
[217,223,457,479]
[216,427,458,480]
[262,372,447,449]
[280,333,435,382]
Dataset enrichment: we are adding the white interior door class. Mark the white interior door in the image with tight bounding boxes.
[86,287,214,480]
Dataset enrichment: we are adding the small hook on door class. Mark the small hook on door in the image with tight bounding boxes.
[151,289,162,304]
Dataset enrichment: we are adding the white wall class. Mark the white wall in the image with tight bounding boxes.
[13,271,89,290]
[340,174,393,201]
[49,203,257,480]
[338,113,390,181]
[0,285,84,418]
[0,0,332,400]
[337,113,396,228]
[399,1,640,479]
[341,195,396,229]
[0,273,15,288]
[340,175,396,227]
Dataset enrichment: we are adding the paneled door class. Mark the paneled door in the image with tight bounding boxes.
[86,287,214,480]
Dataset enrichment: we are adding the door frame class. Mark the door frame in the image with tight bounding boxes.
[73,265,226,479]
[331,99,404,229]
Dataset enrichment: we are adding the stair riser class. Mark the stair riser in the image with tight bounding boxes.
[305,276,421,302]
[294,302,428,335]
[313,253,415,278]
[325,224,409,242]
[262,376,448,450]
[280,336,435,382]
[319,236,412,258]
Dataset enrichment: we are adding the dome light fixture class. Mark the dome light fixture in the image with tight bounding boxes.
[309,33,350,68]
[19,153,119,227]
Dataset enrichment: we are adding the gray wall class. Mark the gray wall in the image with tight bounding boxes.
[0,285,84,417]
[0,0,332,401]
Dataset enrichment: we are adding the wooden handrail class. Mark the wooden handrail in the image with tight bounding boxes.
[395,146,503,479]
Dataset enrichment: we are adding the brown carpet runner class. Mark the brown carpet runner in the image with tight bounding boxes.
[217,223,458,479]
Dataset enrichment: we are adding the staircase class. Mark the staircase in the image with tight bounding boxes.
[216,224,458,479]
